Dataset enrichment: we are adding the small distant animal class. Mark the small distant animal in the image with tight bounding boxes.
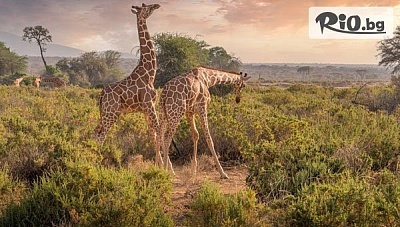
[35,77,67,88]
[14,77,24,87]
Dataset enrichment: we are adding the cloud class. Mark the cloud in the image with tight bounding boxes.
[0,0,399,63]
[212,0,399,30]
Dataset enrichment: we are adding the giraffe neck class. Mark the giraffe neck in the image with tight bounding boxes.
[198,67,241,88]
[135,17,156,75]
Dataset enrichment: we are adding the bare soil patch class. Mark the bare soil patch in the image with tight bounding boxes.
[167,158,248,226]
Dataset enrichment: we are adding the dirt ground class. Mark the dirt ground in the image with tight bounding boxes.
[167,156,248,225]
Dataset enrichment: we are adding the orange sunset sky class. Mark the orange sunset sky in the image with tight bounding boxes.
[0,0,399,64]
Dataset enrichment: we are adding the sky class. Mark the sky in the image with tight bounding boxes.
[0,0,399,64]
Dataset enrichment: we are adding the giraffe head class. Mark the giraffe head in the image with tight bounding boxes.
[234,72,250,103]
[131,3,160,20]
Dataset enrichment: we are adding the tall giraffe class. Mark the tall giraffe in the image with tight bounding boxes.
[159,66,250,179]
[95,3,165,167]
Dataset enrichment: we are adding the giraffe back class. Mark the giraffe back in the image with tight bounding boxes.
[40,77,67,87]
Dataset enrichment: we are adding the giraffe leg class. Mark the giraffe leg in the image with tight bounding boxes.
[145,109,164,168]
[159,109,174,173]
[199,111,229,179]
[186,113,199,176]
[96,112,120,143]
[162,119,180,174]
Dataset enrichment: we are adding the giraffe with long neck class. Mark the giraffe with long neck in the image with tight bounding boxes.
[95,3,165,167]
[159,65,250,179]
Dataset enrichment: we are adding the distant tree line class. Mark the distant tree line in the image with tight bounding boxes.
[55,50,125,87]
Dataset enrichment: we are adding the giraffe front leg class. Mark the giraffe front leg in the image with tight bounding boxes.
[145,112,164,168]
[186,113,199,176]
[199,112,229,179]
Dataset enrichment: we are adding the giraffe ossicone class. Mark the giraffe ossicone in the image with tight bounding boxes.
[159,65,250,179]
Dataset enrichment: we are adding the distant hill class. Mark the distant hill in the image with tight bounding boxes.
[0,31,85,57]
[0,31,138,59]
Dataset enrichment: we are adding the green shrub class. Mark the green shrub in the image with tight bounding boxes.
[0,168,26,216]
[289,172,399,226]
[0,161,173,226]
[373,169,400,223]
[188,181,259,227]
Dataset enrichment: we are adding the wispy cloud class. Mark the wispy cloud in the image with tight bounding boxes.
[0,0,399,63]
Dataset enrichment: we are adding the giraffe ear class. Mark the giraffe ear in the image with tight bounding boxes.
[131,6,139,14]
[241,73,251,81]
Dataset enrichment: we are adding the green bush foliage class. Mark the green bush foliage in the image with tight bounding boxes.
[188,181,259,227]
[0,162,173,226]
[0,168,26,216]
[1,83,400,225]
[0,42,27,77]
[288,170,400,226]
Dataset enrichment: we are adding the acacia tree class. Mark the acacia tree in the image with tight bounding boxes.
[377,26,400,104]
[153,32,209,87]
[297,66,312,80]
[208,46,242,72]
[22,26,52,70]
[103,50,122,69]
[153,33,242,88]
[377,26,400,75]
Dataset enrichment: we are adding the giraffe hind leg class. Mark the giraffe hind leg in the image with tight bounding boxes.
[162,117,182,174]
[199,112,229,179]
[159,108,174,173]
[186,113,199,176]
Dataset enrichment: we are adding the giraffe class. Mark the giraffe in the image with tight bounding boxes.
[159,65,250,179]
[95,3,167,168]
[34,77,41,88]
[35,76,67,88]
[14,77,24,87]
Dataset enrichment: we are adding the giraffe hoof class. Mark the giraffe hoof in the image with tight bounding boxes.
[220,173,229,179]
